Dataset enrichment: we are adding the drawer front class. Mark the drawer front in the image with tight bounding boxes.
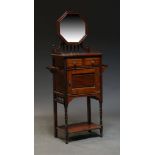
[67,58,83,67]
[84,58,100,66]
[67,68,100,95]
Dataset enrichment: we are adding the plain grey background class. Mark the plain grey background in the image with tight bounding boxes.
[35,0,120,154]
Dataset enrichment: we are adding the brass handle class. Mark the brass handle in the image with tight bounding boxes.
[91,60,95,65]
[73,60,77,67]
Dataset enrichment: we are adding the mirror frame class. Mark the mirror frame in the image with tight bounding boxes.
[56,11,88,45]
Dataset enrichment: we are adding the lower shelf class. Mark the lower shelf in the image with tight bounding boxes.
[57,122,101,133]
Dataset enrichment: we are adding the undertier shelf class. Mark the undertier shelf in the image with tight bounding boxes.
[57,122,101,133]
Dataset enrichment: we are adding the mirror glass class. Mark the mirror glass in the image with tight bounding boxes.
[59,14,86,43]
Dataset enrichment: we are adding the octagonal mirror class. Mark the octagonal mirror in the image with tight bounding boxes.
[57,11,87,44]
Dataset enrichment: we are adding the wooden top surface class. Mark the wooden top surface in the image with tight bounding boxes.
[51,52,102,58]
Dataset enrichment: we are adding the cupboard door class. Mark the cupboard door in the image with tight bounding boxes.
[67,68,100,95]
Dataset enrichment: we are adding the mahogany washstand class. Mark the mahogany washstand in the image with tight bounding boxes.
[47,11,107,144]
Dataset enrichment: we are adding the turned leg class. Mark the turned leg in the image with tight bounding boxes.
[99,99,103,137]
[87,96,92,133]
[64,104,69,144]
[53,95,58,137]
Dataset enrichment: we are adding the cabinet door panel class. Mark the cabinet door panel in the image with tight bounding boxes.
[72,73,95,88]
[67,68,100,95]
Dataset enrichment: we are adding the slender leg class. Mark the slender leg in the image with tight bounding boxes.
[87,96,91,133]
[99,99,103,137]
[64,104,69,144]
[53,94,58,137]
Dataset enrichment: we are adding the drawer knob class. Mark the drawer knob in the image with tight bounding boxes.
[73,60,77,66]
[91,60,95,65]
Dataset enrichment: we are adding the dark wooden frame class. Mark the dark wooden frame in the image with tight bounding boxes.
[47,12,108,144]
[47,54,107,144]
[56,11,88,45]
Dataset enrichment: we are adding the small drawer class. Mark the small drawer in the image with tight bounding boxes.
[84,58,100,66]
[67,58,83,67]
